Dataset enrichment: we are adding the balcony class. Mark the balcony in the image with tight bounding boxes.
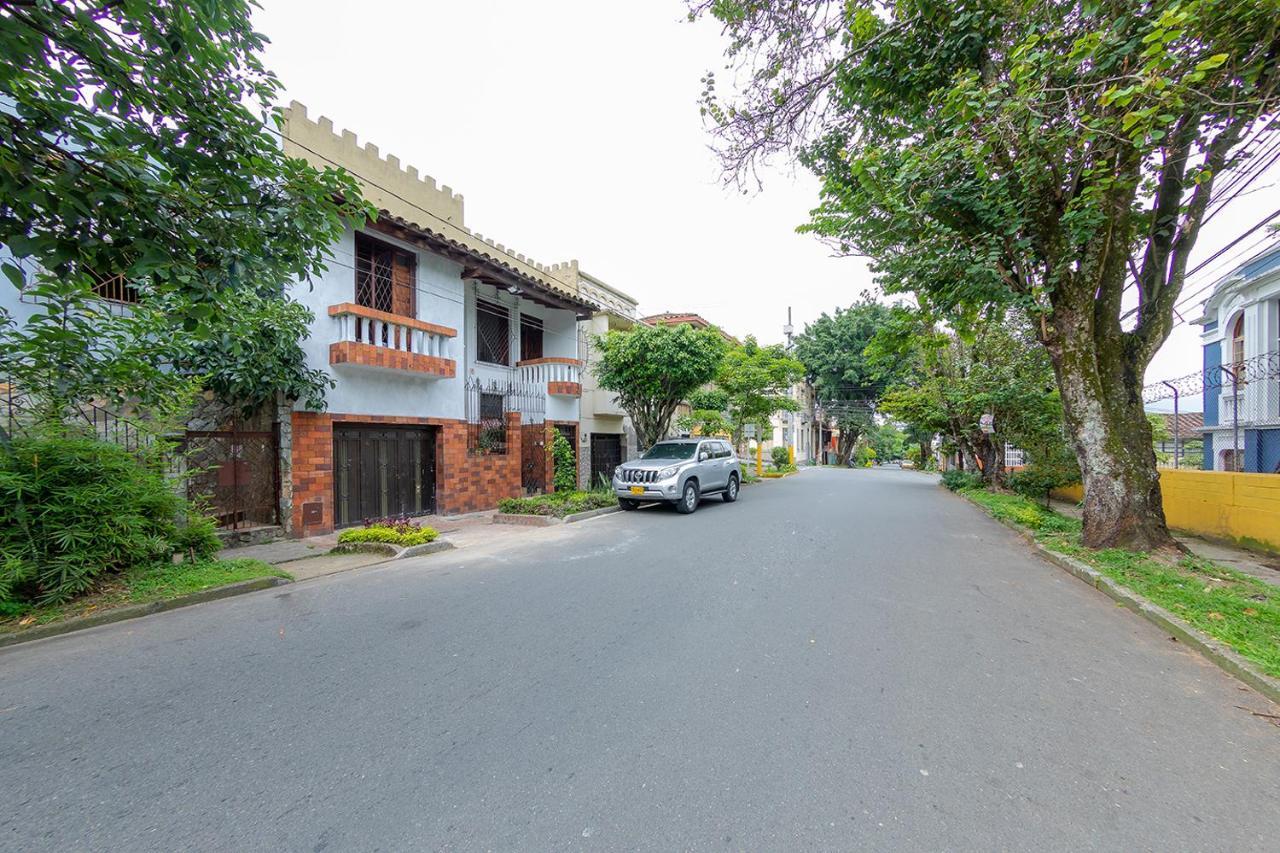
[589,388,626,418]
[328,303,457,379]
[517,357,582,397]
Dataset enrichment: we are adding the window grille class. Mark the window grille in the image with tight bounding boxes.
[355,233,415,317]
[476,299,510,365]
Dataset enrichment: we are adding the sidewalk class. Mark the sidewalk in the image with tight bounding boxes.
[1049,498,1280,589]
[217,510,547,581]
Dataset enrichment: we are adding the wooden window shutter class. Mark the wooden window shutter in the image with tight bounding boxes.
[392,250,415,317]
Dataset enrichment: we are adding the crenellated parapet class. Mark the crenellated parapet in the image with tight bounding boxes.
[282,101,464,227]
[279,102,592,307]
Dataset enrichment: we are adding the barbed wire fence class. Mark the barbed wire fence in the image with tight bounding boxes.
[1143,350,1280,472]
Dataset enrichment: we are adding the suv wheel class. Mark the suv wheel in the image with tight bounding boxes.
[618,498,639,510]
[675,480,699,514]
[722,474,739,503]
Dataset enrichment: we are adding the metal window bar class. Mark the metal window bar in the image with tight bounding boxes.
[465,377,546,455]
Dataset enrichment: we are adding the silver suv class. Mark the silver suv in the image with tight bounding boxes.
[612,438,740,514]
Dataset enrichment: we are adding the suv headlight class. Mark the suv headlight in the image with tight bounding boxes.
[657,465,680,480]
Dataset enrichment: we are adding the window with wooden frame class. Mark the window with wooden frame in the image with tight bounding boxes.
[355,232,415,317]
[476,298,510,365]
[519,314,544,362]
[1230,313,1247,389]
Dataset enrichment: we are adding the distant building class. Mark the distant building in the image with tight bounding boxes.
[641,312,740,344]
[1195,241,1280,473]
[1151,411,1204,466]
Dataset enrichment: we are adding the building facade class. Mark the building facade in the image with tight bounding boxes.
[1196,242,1280,473]
[575,271,640,488]
[282,103,600,535]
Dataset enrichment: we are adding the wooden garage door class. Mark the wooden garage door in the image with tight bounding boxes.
[333,426,436,527]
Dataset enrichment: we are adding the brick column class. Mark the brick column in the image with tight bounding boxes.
[290,412,334,536]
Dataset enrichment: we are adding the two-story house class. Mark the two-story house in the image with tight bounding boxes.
[572,268,640,488]
[279,103,599,535]
[1195,241,1280,473]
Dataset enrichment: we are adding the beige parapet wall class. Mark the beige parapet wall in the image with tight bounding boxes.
[1052,470,1280,551]
[279,101,583,302]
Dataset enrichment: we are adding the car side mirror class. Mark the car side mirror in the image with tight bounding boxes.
[699,452,709,462]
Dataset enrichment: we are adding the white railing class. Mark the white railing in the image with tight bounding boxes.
[517,358,581,386]
[330,305,453,360]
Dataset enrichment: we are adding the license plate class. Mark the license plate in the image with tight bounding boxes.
[629,486,644,495]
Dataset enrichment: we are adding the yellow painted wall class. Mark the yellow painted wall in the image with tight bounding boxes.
[1052,471,1280,550]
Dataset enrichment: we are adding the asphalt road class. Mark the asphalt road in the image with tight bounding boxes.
[2,467,1278,851]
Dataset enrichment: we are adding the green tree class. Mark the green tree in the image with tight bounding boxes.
[678,388,734,439]
[870,423,906,462]
[717,337,805,450]
[695,0,1280,549]
[0,0,368,422]
[879,311,1068,489]
[793,298,898,465]
[593,323,729,449]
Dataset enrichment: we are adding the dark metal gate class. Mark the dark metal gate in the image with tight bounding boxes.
[185,426,280,529]
[333,425,436,527]
[521,422,546,495]
[590,433,622,489]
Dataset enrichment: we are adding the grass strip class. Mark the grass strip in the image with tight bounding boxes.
[1,558,290,631]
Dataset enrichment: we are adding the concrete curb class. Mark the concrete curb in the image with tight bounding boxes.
[0,576,290,649]
[563,506,621,524]
[951,488,1280,706]
[330,539,456,559]
[493,513,560,527]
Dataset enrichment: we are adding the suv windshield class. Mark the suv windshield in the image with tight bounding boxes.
[641,442,699,460]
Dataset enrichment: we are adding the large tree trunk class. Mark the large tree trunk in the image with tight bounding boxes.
[972,431,1006,488]
[1046,306,1175,551]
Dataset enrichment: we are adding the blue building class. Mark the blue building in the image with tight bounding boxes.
[1195,242,1280,473]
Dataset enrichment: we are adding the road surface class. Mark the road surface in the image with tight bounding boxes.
[2,467,1278,851]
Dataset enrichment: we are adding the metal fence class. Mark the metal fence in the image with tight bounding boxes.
[1145,349,1280,472]
[2,379,152,452]
[464,377,545,455]
[182,426,280,529]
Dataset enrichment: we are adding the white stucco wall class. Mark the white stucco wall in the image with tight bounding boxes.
[293,225,468,419]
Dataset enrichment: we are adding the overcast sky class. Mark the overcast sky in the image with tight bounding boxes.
[254,0,1279,412]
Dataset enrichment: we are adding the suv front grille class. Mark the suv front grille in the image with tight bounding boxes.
[620,469,659,484]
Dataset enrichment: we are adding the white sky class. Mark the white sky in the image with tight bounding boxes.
[254,0,1279,414]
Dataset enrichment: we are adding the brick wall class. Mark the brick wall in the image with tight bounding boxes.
[329,341,456,378]
[289,410,525,536]
[436,412,524,515]
[291,411,335,537]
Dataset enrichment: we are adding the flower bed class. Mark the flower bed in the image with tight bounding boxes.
[497,490,615,518]
[337,516,439,547]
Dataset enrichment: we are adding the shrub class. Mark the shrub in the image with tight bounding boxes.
[552,430,577,491]
[771,446,790,470]
[941,469,983,492]
[498,490,615,517]
[338,521,438,547]
[1009,463,1079,508]
[173,511,222,560]
[0,433,189,605]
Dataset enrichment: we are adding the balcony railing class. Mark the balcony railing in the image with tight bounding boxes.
[328,303,457,378]
[517,357,582,396]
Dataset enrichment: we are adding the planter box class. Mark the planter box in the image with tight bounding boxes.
[329,539,455,559]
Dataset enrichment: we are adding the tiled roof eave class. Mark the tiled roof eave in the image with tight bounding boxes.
[375,212,599,314]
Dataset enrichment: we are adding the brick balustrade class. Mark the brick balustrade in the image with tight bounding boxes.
[329,303,456,378]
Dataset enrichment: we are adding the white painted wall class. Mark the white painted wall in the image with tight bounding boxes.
[293,225,467,419]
